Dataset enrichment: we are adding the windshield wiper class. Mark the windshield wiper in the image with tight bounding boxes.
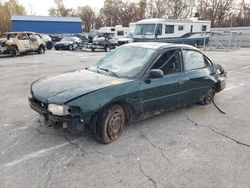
[98,67,120,78]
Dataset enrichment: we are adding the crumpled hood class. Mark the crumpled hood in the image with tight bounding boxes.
[55,41,73,45]
[31,70,129,104]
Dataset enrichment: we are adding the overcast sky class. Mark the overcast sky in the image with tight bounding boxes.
[18,0,105,16]
[17,0,250,16]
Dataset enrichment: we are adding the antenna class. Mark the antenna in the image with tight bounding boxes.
[29,2,33,15]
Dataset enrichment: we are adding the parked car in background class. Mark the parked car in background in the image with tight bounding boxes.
[0,32,46,57]
[72,33,88,44]
[29,43,226,144]
[117,33,134,46]
[39,34,53,50]
[86,32,117,52]
[54,37,82,51]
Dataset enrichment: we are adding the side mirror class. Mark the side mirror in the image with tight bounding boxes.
[149,69,164,79]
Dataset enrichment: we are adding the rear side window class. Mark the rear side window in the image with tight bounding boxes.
[202,25,207,31]
[183,50,207,71]
[178,25,184,30]
[165,25,174,34]
[117,31,124,36]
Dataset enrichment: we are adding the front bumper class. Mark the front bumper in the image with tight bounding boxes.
[215,77,226,92]
[29,97,91,134]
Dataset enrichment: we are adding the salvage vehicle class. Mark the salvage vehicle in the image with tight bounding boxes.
[38,34,53,50]
[29,43,226,144]
[86,32,117,52]
[0,32,46,57]
[54,37,82,51]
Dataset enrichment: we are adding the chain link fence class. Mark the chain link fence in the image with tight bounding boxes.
[202,27,250,51]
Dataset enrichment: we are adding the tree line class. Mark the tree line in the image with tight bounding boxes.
[0,0,250,33]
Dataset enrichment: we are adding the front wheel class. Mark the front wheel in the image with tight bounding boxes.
[38,45,45,54]
[92,104,125,144]
[9,46,18,57]
[199,88,215,105]
[46,42,53,50]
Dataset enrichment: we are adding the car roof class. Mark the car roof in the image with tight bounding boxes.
[124,42,199,51]
[4,31,37,34]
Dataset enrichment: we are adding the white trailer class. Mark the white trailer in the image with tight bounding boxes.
[133,17,211,46]
[98,25,130,39]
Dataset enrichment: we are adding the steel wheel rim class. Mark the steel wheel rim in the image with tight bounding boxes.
[107,109,124,140]
[10,48,17,56]
[205,89,214,103]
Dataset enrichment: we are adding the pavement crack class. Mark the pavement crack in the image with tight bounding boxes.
[133,127,171,162]
[184,114,250,148]
[63,136,87,154]
[209,128,250,147]
[137,160,157,188]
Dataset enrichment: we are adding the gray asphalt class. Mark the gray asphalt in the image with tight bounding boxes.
[0,48,250,188]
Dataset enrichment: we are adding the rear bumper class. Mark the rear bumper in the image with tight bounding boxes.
[29,97,91,134]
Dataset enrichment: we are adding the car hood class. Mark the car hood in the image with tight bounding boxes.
[55,41,73,45]
[31,69,130,104]
[118,38,132,41]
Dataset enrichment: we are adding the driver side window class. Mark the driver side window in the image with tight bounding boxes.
[151,49,181,75]
[18,33,28,40]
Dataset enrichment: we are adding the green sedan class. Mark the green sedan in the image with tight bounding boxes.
[29,42,226,144]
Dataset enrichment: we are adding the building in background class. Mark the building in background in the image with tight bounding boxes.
[11,15,82,34]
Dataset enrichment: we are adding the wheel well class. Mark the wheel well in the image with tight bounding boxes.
[10,45,18,50]
[116,101,134,123]
[95,101,134,123]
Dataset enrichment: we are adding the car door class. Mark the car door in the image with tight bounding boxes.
[28,33,39,50]
[139,48,188,115]
[17,33,30,52]
[181,49,215,103]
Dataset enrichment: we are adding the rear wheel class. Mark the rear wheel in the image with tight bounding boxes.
[91,48,95,52]
[91,104,125,144]
[199,88,215,105]
[38,45,45,54]
[69,45,73,51]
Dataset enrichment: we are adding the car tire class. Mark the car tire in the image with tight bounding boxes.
[199,88,215,105]
[46,42,53,50]
[69,45,73,51]
[91,48,95,52]
[92,104,125,144]
[38,45,45,54]
[194,41,199,48]
[9,46,18,57]
[105,46,111,52]
[55,47,59,50]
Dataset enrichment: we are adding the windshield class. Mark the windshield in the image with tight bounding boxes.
[88,46,155,78]
[134,24,156,35]
[61,37,75,42]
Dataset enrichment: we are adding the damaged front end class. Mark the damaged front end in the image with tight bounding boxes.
[29,97,91,134]
[215,64,227,92]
